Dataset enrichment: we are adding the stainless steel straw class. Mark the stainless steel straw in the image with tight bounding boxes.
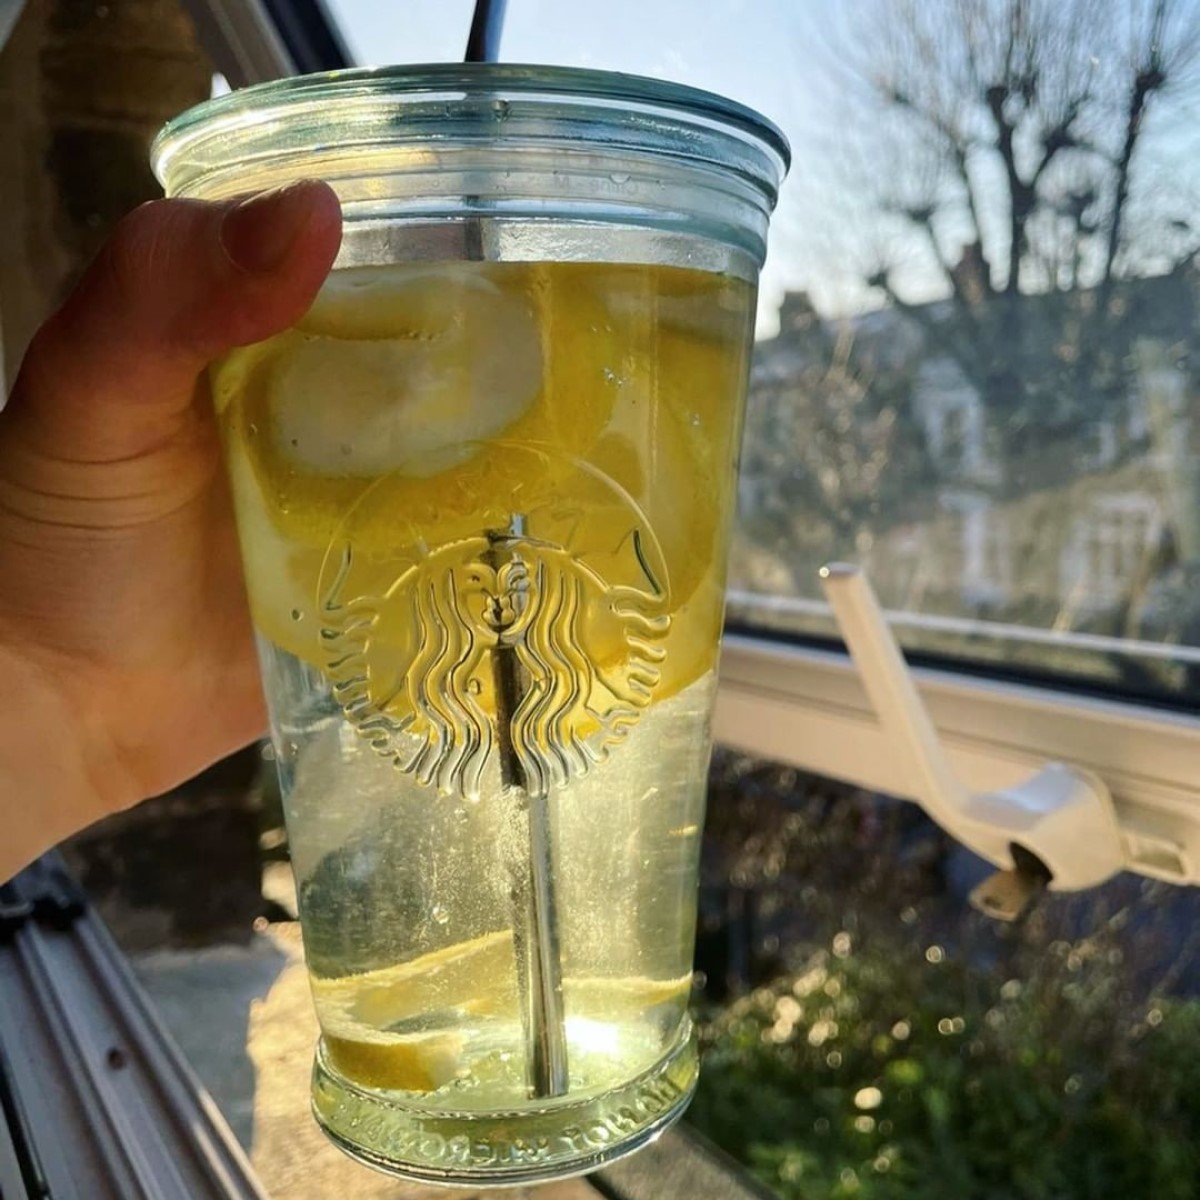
[466,0,570,1100]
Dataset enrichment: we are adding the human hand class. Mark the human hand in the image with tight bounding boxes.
[0,182,342,879]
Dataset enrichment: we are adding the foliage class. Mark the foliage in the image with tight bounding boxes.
[690,754,1200,1198]
[690,936,1200,1199]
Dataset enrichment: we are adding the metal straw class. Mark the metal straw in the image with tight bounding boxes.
[464,1,569,1100]
[483,519,570,1099]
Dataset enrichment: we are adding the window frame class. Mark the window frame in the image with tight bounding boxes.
[181,0,349,88]
[715,630,1200,887]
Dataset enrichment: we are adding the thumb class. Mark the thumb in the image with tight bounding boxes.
[7,180,342,462]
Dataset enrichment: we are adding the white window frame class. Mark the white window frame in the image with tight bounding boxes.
[715,629,1200,887]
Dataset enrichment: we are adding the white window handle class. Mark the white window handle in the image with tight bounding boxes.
[819,563,1126,917]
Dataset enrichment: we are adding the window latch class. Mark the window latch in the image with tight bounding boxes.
[819,563,1126,919]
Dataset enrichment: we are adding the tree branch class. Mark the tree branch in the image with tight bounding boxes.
[889,201,988,339]
[888,85,996,293]
[1029,98,1085,186]
[985,82,1030,297]
[950,143,994,294]
[1098,1,1169,310]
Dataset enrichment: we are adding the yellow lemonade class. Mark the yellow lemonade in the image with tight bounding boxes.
[211,260,754,1138]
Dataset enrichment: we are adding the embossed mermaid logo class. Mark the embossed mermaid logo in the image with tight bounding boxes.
[317,450,671,800]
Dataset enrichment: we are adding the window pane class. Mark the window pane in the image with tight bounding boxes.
[320,0,476,65]
[723,0,1200,704]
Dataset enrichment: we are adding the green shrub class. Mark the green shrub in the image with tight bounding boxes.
[689,933,1200,1199]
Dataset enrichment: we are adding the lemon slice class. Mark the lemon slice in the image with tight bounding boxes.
[323,1029,467,1094]
[215,261,747,705]
[223,435,327,662]
[278,265,543,478]
[313,930,519,1028]
[312,929,691,1094]
[313,930,518,1093]
[218,262,615,551]
[566,973,691,1022]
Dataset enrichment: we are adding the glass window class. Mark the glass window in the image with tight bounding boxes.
[320,0,476,64]
[720,0,1200,705]
[193,6,1200,1198]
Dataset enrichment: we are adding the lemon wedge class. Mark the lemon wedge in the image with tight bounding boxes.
[213,261,753,703]
[311,928,691,1094]
[323,1029,468,1094]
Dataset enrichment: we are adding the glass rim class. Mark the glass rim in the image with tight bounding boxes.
[152,62,790,190]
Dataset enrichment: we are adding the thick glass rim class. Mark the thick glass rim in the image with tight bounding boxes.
[152,62,790,190]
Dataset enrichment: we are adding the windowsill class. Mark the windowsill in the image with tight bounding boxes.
[715,631,1200,885]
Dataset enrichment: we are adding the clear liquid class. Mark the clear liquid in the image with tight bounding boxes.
[213,260,753,1160]
[264,637,713,1109]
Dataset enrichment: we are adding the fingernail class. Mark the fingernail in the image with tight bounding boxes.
[220,180,328,273]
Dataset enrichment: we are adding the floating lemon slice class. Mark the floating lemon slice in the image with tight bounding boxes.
[316,930,517,1093]
[312,929,690,1094]
[214,261,748,702]
[323,1028,468,1094]
[281,265,542,479]
[215,262,616,545]
[313,930,519,1030]
[568,972,692,1024]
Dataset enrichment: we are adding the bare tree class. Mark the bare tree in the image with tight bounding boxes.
[831,0,1200,459]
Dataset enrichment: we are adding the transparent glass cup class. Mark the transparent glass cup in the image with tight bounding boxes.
[153,65,787,1185]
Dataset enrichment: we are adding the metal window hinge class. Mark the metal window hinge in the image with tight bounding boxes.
[819,563,1128,919]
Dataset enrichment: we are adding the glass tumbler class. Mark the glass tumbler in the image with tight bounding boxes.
[152,65,787,1185]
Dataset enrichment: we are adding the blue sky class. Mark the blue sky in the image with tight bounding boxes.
[324,0,1200,336]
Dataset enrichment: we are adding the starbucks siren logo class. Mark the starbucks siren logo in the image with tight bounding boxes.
[317,445,671,800]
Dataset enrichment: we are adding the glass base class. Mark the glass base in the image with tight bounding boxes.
[310,1019,698,1187]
